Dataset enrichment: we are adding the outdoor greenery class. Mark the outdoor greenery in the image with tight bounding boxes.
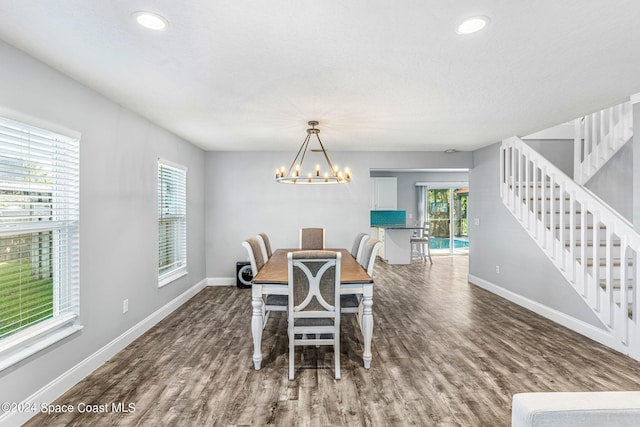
[428,189,468,239]
[0,237,54,338]
[456,193,468,237]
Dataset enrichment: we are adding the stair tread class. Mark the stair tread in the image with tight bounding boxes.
[584,258,632,267]
[505,139,636,323]
[552,224,607,230]
[537,211,583,215]
[510,183,559,189]
[599,278,634,289]
[566,241,621,247]
[524,197,571,201]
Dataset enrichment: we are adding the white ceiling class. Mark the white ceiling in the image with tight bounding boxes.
[1,1,639,152]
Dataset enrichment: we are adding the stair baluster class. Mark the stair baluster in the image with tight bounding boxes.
[501,137,640,359]
[574,101,633,185]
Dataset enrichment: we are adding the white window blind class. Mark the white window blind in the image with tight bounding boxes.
[157,159,187,286]
[0,115,80,352]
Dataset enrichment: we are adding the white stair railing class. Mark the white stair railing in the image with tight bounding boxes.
[501,137,640,359]
[574,101,633,185]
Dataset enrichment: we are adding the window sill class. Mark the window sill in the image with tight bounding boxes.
[0,314,82,372]
[158,267,188,288]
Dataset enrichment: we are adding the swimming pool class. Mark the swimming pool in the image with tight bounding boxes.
[429,237,469,250]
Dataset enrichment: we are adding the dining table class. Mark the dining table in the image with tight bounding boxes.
[251,248,375,370]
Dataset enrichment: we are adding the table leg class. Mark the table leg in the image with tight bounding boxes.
[362,284,374,369]
[251,284,264,370]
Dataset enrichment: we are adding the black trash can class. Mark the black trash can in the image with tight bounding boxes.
[236,261,253,288]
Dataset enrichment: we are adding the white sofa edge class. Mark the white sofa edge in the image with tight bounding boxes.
[512,391,640,427]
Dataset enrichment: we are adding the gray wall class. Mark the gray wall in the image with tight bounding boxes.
[205,152,472,277]
[468,142,603,328]
[0,41,206,405]
[585,139,633,222]
[2,28,626,412]
[370,171,469,223]
[524,136,634,223]
[523,139,574,177]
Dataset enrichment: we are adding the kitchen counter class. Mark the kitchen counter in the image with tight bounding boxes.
[371,224,423,264]
[375,224,422,230]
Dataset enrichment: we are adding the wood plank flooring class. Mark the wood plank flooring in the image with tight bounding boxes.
[25,256,640,426]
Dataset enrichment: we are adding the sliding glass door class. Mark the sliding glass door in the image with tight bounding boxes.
[428,189,451,249]
[426,187,468,253]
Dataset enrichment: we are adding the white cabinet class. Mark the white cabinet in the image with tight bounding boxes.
[370,177,397,210]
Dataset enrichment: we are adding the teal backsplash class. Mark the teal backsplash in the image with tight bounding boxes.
[370,210,406,226]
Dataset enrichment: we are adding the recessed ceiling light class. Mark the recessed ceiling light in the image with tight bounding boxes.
[456,16,490,35]
[445,149,458,153]
[133,11,168,31]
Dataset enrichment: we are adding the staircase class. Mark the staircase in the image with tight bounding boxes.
[500,133,640,359]
[573,101,633,185]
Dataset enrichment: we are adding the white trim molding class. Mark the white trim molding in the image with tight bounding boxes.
[0,314,81,372]
[415,181,468,188]
[207,277,235,286]
[467,274,624,355]
[0,278,207,427]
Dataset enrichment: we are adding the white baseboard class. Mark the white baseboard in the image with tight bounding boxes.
[467,274,624,355]
[207,277,235,286]
[0,278,208,427]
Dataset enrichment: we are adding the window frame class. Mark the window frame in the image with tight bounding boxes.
[157,158,188,288]
[0,112,81,371]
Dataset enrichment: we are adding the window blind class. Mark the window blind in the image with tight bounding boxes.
[157,159,187,285]
[0,116,79,341]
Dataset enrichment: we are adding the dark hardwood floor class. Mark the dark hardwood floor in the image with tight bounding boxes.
[25,256,640,426]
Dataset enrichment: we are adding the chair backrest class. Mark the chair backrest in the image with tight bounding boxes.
[359,238,383,276]
[256,233,272,261]
[299,227,325,250]
[288,250,341,321]
[421,222,430,238]
[242,237,265,276]
[287,250,342,380]
[350,233,368,259]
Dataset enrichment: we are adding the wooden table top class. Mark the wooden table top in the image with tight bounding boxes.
[253,248,373,284]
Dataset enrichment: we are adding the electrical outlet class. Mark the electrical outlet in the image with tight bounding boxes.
[474,218,480,226]
[123,299,129,314]
[495,265,500,274]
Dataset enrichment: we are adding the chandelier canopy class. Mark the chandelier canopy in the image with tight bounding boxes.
[276,121,351,184]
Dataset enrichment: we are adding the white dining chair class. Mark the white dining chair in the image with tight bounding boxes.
[341,238,382,329]
[358,238,383,276]
[350,232,369,264]
[242,238,287,327]
[256,232,272,262]
[287,250,341,380]
[242,237,264,277]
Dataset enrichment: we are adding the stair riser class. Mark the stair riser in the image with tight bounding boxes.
[520,197,571,208]
[608,288,634,307]
[569,246,623,259]
[558,227,612,242]
[539,213,584,225]
[522,209,582,224]
[587,264,633,278]
[503,133,638,358]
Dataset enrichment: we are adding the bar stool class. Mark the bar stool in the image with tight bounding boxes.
[410,223,432,264]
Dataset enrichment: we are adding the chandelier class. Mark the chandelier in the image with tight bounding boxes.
[276,121,351,184]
